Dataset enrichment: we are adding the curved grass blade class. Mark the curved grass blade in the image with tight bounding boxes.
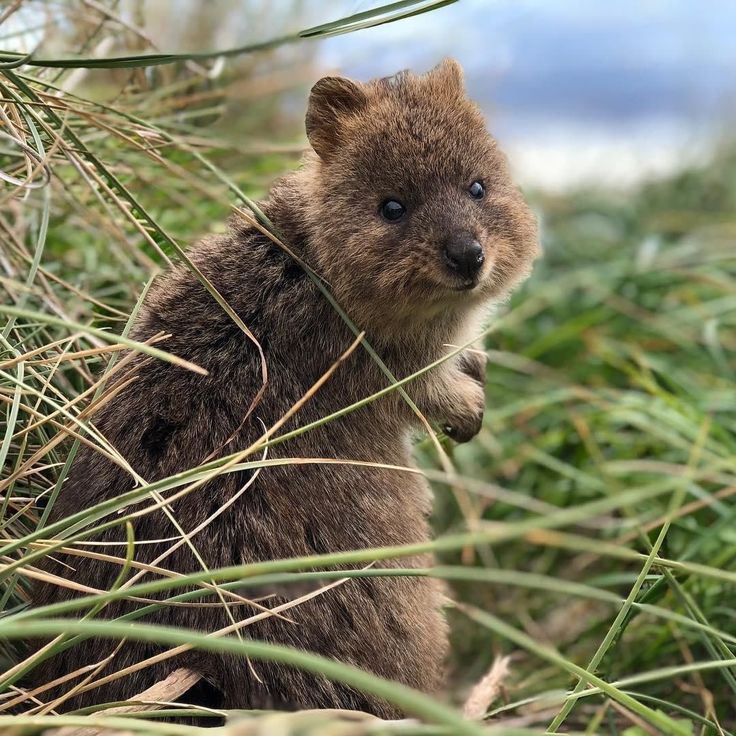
[0,618,486,736]
[0,2,456,69]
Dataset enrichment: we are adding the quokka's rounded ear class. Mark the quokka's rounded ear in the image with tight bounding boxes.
[305,76,368,160]
[428,58,464,95]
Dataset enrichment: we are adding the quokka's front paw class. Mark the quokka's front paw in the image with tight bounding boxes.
[441,357,487,443]
[458,349,487,386]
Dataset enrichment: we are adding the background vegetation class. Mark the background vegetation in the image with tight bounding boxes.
[1,2,735,734]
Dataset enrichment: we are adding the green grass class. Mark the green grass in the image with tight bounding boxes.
[431,156,736,732]
[1,3,735,734]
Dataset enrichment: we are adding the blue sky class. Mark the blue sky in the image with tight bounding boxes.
[322,0,736,132]
[10,0,734,189]
[318,0,736,188]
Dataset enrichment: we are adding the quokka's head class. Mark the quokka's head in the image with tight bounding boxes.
[303,59,540,328]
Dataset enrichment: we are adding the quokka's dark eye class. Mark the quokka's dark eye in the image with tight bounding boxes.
[468,180,485,200]
[380,199,406,222]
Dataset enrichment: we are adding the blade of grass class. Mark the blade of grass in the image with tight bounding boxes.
[0,2,457,69]
[0,618,486,735]
[458,604,690,736]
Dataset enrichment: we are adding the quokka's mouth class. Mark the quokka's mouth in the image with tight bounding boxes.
[451,277,481,292]
[453,283,477,292]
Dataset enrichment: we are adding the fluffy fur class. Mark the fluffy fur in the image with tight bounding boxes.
[31,59,539,717]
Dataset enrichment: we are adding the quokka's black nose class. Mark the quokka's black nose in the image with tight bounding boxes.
[443,233,485,280]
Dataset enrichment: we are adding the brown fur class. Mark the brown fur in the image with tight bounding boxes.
[31,60,538,717]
